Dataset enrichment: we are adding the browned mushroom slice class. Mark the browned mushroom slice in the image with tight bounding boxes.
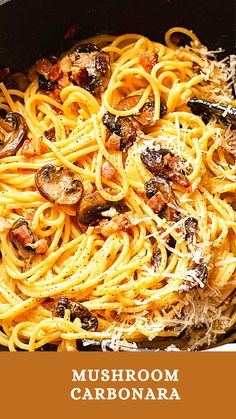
[0,112,27,158]
[77,190,110,224]
[184,217,198,242]
[54,296,98,331]
[141,148,173,175]
[116,95,167,125]
[35,164,83,206]
[145,177,180,221]
[68,44,111,95]
[141,147,191,190]
[9,218,35,259]
[102,112,137,151]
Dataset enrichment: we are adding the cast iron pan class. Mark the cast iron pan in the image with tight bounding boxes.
[0,0,235,351]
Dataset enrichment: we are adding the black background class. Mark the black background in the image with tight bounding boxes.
[0,0,235,70]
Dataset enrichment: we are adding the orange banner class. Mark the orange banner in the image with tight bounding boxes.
[0,352,234,418]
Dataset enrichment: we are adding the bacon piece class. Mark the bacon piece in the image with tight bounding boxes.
[11,223,34,247]
[35,58,52,79]
[140,52,158,73]
[106,133,121,151]
[164,154,191,190]
[33,239,48,254]
[44,127,56,141]
[147,191,167,214]
[101,161,116,180]
[22,137,43,158]
[21,138,36,158]
[100,213,133,237]
[48,63,62,83]
[144,177,180,221]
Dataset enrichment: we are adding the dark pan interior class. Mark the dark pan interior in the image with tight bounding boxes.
[0,0,235,70]
[0,0,235,351]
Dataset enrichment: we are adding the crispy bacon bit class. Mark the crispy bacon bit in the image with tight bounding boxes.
[9,218,48,259]
[11,221,34,248]
[164,154,191,190]
[48,62,62,83]
[145,177,180,221]
[140,52,158,73]
[100,213,133,237]
[64,22,81,40]
[0,217,11,233]
[54,296,98,331]
[35,58,52,79]
[32,239,48,254]
[106,133,121,151]
[147,191,167,214]
[44,127,56,141]
[101,161,116,180]
[22,137,43,158]
[21,138,36,158]
[141,148,191,190]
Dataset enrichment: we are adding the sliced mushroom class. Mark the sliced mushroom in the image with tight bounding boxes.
[68,44,111,95]
[116,95,167,125]
[141,148,173,175]
[144,177,180,221]
[77,190,110,224]
[0,112,27,158]
[103,112,137,151]
[141,147,191,190]
[179,263,208,292]
[184,217,198,242]
[35,164,83,206]
[54,296,98,331]
[9,218,35,259]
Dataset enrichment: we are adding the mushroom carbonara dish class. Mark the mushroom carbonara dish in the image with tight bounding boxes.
[0,27,235,351]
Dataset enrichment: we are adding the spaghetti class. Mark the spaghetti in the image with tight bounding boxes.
[0,27,235,351]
